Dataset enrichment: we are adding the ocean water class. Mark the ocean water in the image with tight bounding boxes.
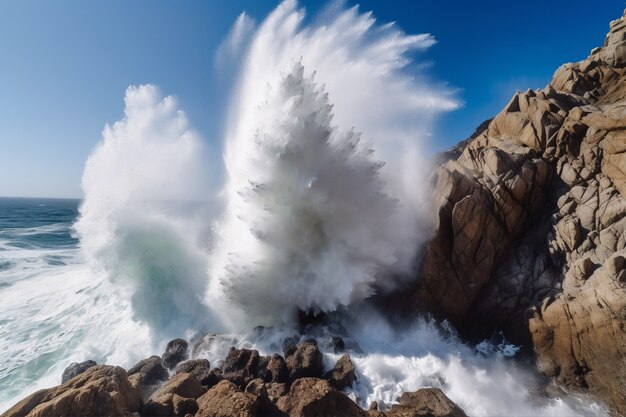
[0,198,609,416]
[0,197,154,411]
[0,2,613,416]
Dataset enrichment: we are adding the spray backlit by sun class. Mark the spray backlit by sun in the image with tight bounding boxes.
[208,0,458,326]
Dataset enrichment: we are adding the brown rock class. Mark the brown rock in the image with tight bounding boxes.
[276,378,367,417]
[323,354,356,390]
[222,347,261,389]
[127,355,169,398]
[175,359,216,387]
[1,365,141,417]
[196,380,259,417]
[383,7,626,416]
[386,388,467,417]
[162,338,189,370]
[142,373,205,417]
[286,340,324,382]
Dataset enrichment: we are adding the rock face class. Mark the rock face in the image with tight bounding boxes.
[386,388,468,417]
[222,347,262,389]
[142,372,205,417]
[1,365,141,417]
[162,338,189,370]
[285,340,324,382]
[276,378,367,417]
[60,360,97,384]
[389,8,626,414]
[323,354,356,390]
[127,356,170,399]
[196,380,260,417]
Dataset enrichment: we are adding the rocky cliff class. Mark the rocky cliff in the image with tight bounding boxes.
[394,8,626,414]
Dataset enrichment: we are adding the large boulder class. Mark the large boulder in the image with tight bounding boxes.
[386,388,467,417]
[285,340,324,382]
[323,354,356,390]
[162,338,189,370]
[384,7,626,415]
[142,372,205,417]
[276,377,367,417]
[175,359,224,389]
[127,356,169,399]
[196,380,260,417]
[60,360,97,384]
[222,347,261,389]
[262,354,289,384]
[1,365,141,417]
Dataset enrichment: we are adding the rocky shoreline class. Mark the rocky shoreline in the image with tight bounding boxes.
[1,335,468,417]
[3,6,626,417]
[385,7,626,415]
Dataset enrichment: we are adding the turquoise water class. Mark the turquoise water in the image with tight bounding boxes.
[0,197,152,411]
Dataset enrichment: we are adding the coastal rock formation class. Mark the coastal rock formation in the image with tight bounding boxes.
[2,337,469,417]
[386,388,468,417]
[323,354,356,390]
[162,338,189,370]
[393,8,626,414]
[285,340,324,382]
[276,378,367,417]
[60,360,97,384]
[1,366,141,417]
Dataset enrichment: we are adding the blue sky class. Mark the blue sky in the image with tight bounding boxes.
[0,1,624,198]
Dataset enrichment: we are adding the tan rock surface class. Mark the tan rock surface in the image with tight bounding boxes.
[0,366,141,417]
[389,7,626,415]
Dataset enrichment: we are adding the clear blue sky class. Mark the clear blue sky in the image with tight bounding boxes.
[0,0,623,198]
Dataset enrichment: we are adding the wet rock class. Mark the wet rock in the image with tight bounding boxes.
[329,335,346,353]
[286,339,324,382]
[61,359,97,383]
[222,347,261,389]
[276,377,367,417]
[175,359,214,387]
[244,378,285,417]
[196,380,260,417]
[162,338,189,370]
[386,388,468,417]
[2,365,141,417]
[323,353,356,390]
[265,353,289,384]
[127,356,169,398]
[266,382,289,402]
[382,7,626,415]
[142,373,205,417]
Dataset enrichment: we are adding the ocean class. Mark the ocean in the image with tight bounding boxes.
[0,198,609,416]
[0,197,153,411]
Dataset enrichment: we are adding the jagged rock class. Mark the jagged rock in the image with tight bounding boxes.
[244,378,284,416]
[142,373,205,417]
[61,360,97,383]
[196,380,260,417]
[323,354,356,390]
[385,7,626,415]
[1,365,141,417]
[286,339,324,382]
[276,378,367,417]
[162,338,189,370]
[127,356,169,398]
[264,354,289,384]
[222,347,261,389]
[386,388,468,417]
[266,382,289,402]
[175,359,221,388]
